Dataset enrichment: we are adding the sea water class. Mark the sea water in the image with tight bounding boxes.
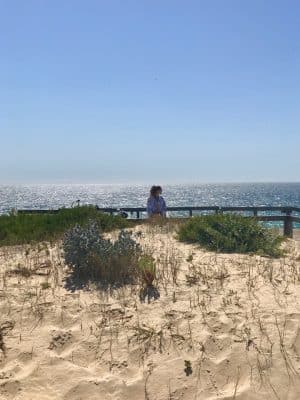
[0,183,299,218]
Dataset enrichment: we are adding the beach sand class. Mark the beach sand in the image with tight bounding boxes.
[1,225,300,399]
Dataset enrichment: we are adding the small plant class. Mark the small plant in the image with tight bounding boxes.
[10,265,31,278]
[178,214,283,257]
[138,255,160,303]
[138,255,156,286]
[184,360,193,376]
[186,254,193,263]
[0,330,5,355]
[0,321,15,357]
[41,282,51,290]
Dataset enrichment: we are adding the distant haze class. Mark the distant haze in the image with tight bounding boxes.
[1,1,300,184]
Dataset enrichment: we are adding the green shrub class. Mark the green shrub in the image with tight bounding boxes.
[0,206,130,246]
[178,214,283,257]
[138,255,156,286]
[63,222,142,286]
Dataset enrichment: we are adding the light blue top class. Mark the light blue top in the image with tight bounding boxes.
[147,196,167,217]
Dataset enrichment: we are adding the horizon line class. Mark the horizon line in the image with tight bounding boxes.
[0,181,300,186]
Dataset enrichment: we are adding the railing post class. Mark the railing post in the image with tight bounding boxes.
[189,209,192,217]
[136,211,140,219]
[253,209,258,217]
[283,210,293,238]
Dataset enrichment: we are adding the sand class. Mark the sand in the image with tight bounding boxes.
[1,225,300,399]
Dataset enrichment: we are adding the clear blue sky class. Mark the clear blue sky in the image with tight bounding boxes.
[1,0,299,184]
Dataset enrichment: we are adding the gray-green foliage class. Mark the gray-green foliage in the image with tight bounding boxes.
[63,221,141,285]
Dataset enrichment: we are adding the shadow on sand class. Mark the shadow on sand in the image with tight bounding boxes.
[64,273,89,292]
[64,272,160,303]
[139,285,160,303]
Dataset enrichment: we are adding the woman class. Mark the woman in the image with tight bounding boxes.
[147,185,167,217]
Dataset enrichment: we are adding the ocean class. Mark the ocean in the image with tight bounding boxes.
[0,183,299,216]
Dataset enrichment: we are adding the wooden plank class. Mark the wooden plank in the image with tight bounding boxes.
[255,216,285,221]
[17,209,59,214]
[284,215,294,238]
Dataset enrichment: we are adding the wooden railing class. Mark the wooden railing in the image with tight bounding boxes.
[17,206,300,238]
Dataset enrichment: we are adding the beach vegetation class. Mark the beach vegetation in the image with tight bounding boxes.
[0,206,130,246]
[138,254,156,286]
[41,282,51,290]
[63,221,142,286]
[177,214,283,257]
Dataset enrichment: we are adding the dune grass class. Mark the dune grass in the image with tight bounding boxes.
[0,206,131,246]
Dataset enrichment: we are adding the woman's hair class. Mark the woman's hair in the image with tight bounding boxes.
[150,185,160,196]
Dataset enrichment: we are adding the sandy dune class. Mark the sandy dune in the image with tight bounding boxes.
[1,225,300,399]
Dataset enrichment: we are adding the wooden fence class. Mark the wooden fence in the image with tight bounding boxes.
[17,206,300,238]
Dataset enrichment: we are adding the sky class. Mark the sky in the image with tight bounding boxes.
[0,0,300,184]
